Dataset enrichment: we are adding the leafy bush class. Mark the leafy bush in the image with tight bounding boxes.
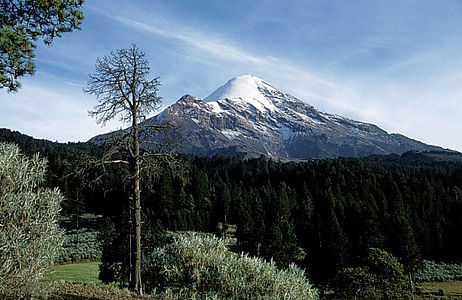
[337,267,378,299]
[58,228,102,263]
[142,232,318,299]
[336,248,409,299]
[415,260,462,282]
[0,143,64,298]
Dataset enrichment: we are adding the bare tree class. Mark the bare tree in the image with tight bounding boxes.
[84,44,163,294]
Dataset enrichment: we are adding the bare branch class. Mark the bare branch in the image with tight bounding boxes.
[84,43,183,294]
[104,160,130,164]
[84,44,161,127]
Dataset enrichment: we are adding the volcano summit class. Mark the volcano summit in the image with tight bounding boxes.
[93,75,443,159]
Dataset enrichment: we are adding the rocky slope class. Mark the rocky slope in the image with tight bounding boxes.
[155,75,442,159]
[92,75,444,159]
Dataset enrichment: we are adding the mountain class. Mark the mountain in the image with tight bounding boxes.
[91,75,445,159]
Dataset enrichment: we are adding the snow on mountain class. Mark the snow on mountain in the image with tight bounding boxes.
[91,75,444,159]
[204,75,278,113]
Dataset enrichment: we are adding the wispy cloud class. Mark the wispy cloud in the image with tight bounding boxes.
[5,2,460,152]
[106,14,352,107]
[103,12,462,151]
[111,16,266,66]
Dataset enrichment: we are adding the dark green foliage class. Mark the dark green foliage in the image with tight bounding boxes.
[214,180,231,223]
[337,267,377,299]
[367,248,409,298]
[98,213,170,287]
[157,170,175,227]
[3,130,462,289]
[312,189,349,283]
[235,187,266,255]
[57,215,103,263]
[261,183,299,267]
[0,0,84,91]
[337,248,409,299]
[58,228,101,263]
[97,213,132,286]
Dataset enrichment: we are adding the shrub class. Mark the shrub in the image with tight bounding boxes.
[336,248,409,299]
[337,267,378,299]
[57,228,102,263]
[142,232,318,299]
[0,143,64,298]
[414,260,462,282]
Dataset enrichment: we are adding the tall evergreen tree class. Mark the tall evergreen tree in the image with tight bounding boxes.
[216,180,231,223]
[1,0,84,91]
[262,183,298,267]
[158,170,174,227]
[315,189,349,284]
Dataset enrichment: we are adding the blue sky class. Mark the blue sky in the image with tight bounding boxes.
[1,0,462,151]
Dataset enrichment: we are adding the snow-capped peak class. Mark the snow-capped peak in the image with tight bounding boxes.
[204,75,278,112]
[92,74,444,160]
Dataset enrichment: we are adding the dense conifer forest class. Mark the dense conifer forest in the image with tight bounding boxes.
[2,128,462,288]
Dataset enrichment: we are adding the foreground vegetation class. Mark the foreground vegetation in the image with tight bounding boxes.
[58,215,102,263]
[40,218,462,299]
[0,143,63,299]
[143,232,318,299]
[42,261,150,299]
[45,233,318,299]
[42,260,462,299]
[336,248,409,299]
[2,130,462,296]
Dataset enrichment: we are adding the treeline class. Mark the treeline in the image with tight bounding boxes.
[2,128,462,287]
[154,154,462,286]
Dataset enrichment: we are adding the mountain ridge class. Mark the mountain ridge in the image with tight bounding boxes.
[91,75,446,159]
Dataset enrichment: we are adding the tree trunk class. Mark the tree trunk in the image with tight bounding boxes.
[409,272,414,299]
[133,115,143,295]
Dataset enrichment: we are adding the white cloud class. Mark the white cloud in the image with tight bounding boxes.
[0,81,124,142]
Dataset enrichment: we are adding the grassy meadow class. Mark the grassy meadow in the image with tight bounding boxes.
[42,261,100,284]
[416,281,462,299]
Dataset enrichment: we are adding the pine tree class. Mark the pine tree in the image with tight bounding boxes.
[158,171,174,228]
[216,180,231,223]
[262,183,298,267]
[315,189,349,284]
[1,0,84,91]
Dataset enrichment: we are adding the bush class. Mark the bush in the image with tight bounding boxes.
[0,143,64,298]
[415,260,462,282]
[337,267,378,299]
[336,248,409,299]
[142,232,318,299]
[57,228,102,263]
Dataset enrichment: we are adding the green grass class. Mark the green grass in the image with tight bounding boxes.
[42,261,101,284]
[416,281,462,299]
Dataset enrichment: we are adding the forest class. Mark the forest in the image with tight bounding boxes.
[1,128,462,292]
